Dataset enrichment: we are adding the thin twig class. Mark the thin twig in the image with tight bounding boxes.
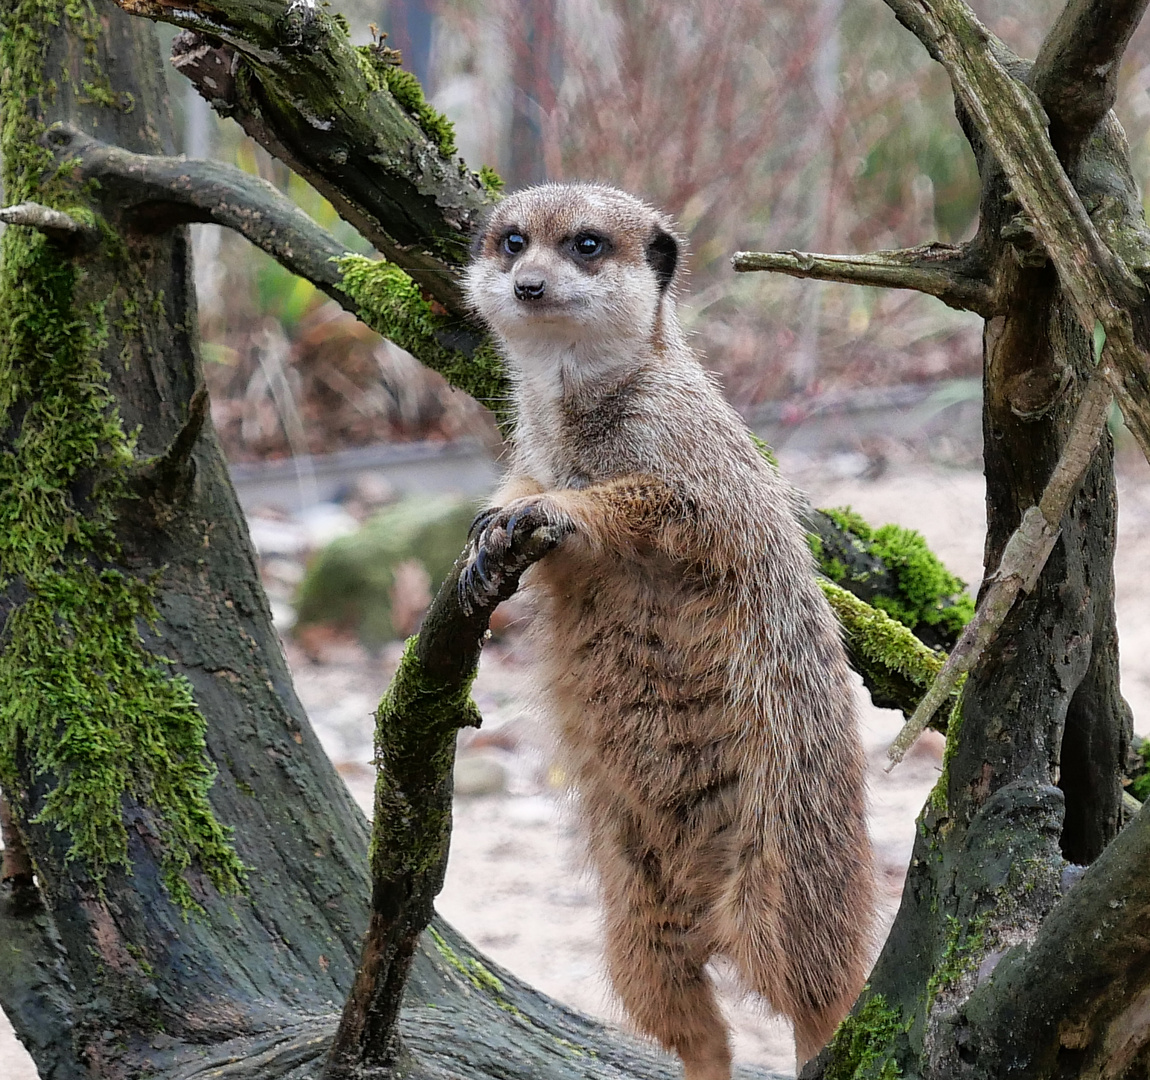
[888,362,1116,764]
[731,243,994,315]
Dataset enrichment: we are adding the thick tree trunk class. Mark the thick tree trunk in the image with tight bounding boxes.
[798,5,1150,1077]
[0,2,376,1075]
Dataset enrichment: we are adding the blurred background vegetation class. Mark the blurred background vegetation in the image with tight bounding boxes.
[136,1,1150,460]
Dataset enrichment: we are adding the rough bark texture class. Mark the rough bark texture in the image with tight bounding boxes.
[0,6,784,1079]
[120,0,496,315]
[0,4,374,1076]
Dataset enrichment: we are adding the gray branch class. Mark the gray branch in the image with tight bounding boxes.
[47,124,352,303]
[880,0,1150,469]
[1032,0,1150,165]
[889,361,1115,763]
[961,800,1150,1077]
[0,201,95,239]
[731,243,994,315]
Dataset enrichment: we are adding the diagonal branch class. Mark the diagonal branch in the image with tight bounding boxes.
[960,799,1150,1076]
[48,125,510,418]
[1032,0,1150,166]
[881,0,1150,463]
[325,526,566,1078]
[50,124,352,300]
[731,242,994,315]
[888,358,1116,763]
[109,1,497,314]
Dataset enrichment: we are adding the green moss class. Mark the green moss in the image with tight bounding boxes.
[819,580,946,698]
[428,926,527,1018]
[929,692,966,813]
[477,165,505,195]
[0,0,244,906]
[335,253,511,427]
[825,506,873,540]
[925,914,986,1007]
[822,507,974,641]
[354,45,456,157]
[1129,737,1150,802]
[825,994,903,1080]
[369,638,480,880]
[749,431,779,468]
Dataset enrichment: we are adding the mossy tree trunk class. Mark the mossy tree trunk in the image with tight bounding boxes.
[5,0,1150,1078]
[766,3,1150,1077]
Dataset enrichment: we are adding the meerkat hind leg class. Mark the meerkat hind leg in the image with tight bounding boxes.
[599,849,732,1080]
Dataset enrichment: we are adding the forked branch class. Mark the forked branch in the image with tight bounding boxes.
[47,126,505,413]
[1032,0,1150,165]
[880,0,1150,462]
[108,0,496,314]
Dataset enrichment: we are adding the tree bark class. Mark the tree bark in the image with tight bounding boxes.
[795,4,1148,1076]
[0,5,786,1079]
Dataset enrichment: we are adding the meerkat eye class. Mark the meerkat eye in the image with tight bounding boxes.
[502,232,527,256]
[572,233,605,258]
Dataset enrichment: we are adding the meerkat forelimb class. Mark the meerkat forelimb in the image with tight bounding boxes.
[461,182,875,1078]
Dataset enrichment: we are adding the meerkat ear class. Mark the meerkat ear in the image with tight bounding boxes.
[645,228,680,292]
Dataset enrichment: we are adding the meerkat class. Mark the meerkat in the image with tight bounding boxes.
[460,183,874,1079]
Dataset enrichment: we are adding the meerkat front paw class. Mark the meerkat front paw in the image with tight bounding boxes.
[457,496,574,614]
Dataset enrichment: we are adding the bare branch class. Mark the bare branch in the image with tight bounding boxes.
[50,124,349,297]
[888,361,1115,763]
[46,126,506,416]
[731,243,994,315]
[0,201,95,239]
[1032,0,1150,166]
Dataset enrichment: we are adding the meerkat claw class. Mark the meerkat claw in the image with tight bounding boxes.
[473,546,494,590]
[468,507,499,541]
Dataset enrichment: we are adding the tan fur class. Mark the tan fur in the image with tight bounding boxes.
[463,183,875,1077]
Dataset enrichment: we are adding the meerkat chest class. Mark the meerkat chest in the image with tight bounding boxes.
[514,381,652,490]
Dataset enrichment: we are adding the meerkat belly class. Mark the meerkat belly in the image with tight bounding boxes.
[531,548,743,817]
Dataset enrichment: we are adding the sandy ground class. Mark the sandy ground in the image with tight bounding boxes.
[5,457,1150,1078]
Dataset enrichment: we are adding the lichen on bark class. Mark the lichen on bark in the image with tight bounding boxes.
[0,0,243,907]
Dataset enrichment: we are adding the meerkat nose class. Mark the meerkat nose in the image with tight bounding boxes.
[514,279,546,301]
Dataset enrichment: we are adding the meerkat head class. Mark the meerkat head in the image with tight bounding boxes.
[463,183,684,382]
